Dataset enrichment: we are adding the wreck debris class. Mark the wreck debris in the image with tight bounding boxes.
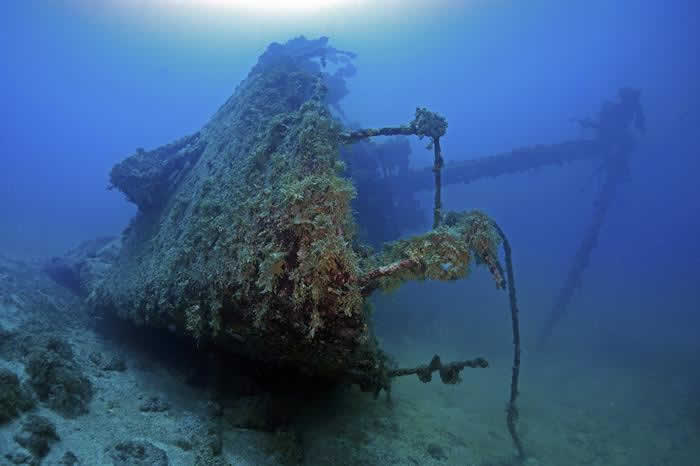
[389,354,488,383]
[341,137,423,246]
[42,236,120,297]
[537,87,645,347]
[361,88,644,351]
[537,156,627,348]
[435,139,605,190]
[341,106,447,228]
[359,210,505,294]
[108,133,206,211]
[344,122,524,457]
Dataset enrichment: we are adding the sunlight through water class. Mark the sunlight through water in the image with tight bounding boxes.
[90,0,374,15]
[180,0,366,13]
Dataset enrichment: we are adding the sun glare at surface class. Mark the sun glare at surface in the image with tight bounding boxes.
[101,0,372,14]
[74,0,461,27]
[71,0,464,42]
[191,0,364,12]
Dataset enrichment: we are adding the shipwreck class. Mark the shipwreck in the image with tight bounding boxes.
[87,36,525,456]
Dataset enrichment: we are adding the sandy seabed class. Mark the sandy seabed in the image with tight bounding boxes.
[1,274,698,465]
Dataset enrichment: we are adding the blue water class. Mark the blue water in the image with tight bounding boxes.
[1,1,698,464]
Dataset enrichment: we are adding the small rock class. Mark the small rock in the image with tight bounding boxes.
[14,414,60,458]
[207,429,223,457]
[25,338,94,418]
[204,400,223,418]
[58,451,80,465]
[105,440,168,466]
[225,395,274,430]
[426,443,447,461]
[89,352,103,366]
[0,368,36,424]
[174,438,193,451]
[102,356,127,372]
[139,396,170,413]
[4,448,34,465]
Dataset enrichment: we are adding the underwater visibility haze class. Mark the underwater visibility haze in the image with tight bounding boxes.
[1,1,699,465]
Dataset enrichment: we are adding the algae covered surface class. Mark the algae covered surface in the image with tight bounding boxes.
[98,37,371,376]
[95,37,504,386]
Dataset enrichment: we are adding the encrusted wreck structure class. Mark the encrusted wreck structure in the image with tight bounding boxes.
[92,36,525,456]
[347,88,645,348]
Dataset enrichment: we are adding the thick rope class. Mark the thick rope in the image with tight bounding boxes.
[491,220,525,459]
